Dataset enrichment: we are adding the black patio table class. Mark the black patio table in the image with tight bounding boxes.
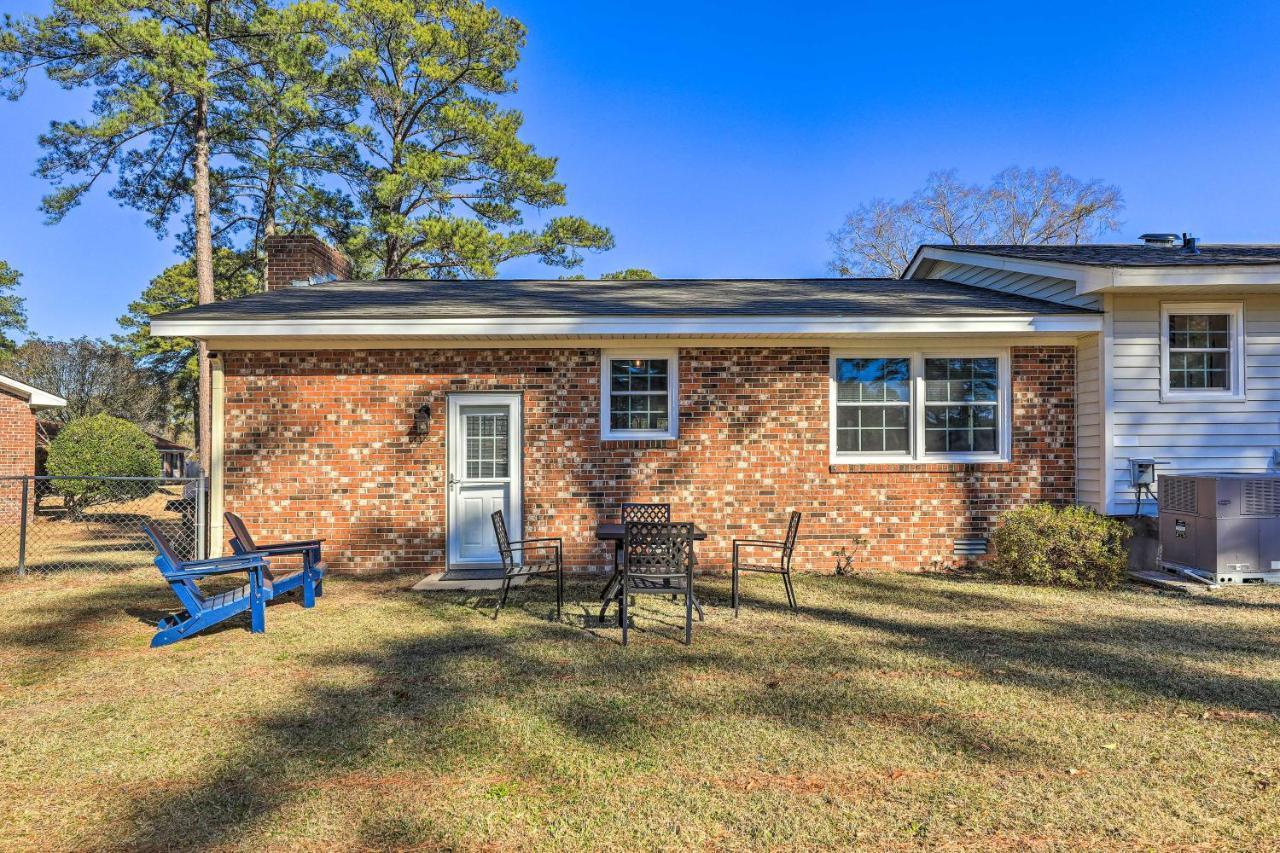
[595,522,708,622]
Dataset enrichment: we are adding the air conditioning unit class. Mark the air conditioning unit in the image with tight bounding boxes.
[1158,473,1280,584]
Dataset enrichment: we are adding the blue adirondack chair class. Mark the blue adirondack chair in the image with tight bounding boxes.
[224,512,326,608]
[142,523,273,648]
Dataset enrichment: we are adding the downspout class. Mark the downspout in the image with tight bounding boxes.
[209,353,226,557]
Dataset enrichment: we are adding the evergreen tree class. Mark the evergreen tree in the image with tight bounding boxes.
[116,250,261,431]
[328,0,613,278]
[0,261,29,353]
[0,0,321,469]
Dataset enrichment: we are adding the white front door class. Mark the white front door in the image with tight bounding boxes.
[447,394,522,567]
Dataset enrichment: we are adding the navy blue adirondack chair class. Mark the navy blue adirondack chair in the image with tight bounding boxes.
[142,523,273,648]
[224,512,326,608]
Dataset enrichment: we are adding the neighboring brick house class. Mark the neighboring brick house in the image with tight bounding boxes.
[153,236,1100,574]
[0,374,66,525]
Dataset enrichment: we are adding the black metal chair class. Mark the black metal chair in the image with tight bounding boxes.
[613,502,671,577]
[491,510,563,620]
[732,511,802,616]
[621,502,671,523]
[620,521,697,645]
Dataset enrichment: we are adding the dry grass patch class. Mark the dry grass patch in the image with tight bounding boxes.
[0,568,1278,850]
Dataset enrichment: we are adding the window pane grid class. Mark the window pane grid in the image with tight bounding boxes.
[834,357,911,455]
[607,357,672,433]
[922,357,999,457]
[1168,314,1231,391]
[464,413,509,478]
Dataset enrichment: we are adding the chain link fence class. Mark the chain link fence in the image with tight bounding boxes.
[0,476,206,575]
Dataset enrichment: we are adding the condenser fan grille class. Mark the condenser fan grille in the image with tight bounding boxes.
[1243,479,1280,516]
[1162,477,1197,514]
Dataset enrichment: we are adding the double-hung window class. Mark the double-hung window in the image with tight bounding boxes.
[834,357,912,455]
[923,357,1000,453]
[1160,302,1245,401]
[831,351,1009,462]
[601,350,678,440]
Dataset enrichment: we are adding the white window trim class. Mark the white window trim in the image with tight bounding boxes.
[1159,301,1246,402]
[828,352,916,464]
[600,348,679,440]
[830,349,1012,465]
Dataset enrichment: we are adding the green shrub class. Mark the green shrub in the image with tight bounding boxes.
[987,503,1130,590]
[47,414,162,512]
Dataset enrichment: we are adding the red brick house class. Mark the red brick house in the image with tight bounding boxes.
[0,373,66,525]
[152,236,1099,574]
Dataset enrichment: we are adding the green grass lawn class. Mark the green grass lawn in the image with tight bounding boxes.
[1,567,1278,851]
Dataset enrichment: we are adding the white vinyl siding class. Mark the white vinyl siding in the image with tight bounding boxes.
[924,260,1101,310]
[1075,333,1104,511]
[1108,293,1280,513]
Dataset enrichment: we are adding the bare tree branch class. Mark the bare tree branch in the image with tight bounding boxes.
[829,166,1124,277]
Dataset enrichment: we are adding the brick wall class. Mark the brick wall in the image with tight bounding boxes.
[221,345,1075,574]
[263,235,352,291]
[0,390,36,525]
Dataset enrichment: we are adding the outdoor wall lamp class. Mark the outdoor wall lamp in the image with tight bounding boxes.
[411,403,432,437]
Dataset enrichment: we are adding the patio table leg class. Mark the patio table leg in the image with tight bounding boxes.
[598,542,623,620]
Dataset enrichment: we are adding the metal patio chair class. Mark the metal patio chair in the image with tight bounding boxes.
[491,510,563,620]
[621,502,671,524]
[732,511,802,616]
[615,502,672,574]
[620,521,697,646]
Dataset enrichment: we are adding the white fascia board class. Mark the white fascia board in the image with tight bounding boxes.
[1101,265,1280,291]
[152,313,1102,340]
[0,373,66,408]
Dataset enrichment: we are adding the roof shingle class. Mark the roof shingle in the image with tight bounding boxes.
[155,277,1096,322]
[927,244,1280,268]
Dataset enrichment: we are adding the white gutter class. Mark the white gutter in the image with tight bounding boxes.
[151,313,1102,339]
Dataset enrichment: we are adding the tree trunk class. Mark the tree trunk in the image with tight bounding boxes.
[193,6,215,477]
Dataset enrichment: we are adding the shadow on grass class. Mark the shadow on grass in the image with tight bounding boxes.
[8,569,1278,847]
[739,573,1280,715]
[117,580,1041,847]
[0,571,387,683]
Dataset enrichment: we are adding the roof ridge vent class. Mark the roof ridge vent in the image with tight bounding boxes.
[1139,233,1180,246]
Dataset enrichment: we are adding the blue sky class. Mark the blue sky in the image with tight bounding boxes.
[3,0,1280,339]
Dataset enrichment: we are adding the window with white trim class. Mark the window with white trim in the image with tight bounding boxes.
[1160,303,1244,400]
[601,350,678,440]
[834,357,911,455]
[831,351,1009,462]
[924,357,1000,453]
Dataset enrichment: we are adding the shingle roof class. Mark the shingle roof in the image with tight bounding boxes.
[155,277,1096,322]
[929,244,1280,268]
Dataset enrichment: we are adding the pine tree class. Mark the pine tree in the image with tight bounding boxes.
[328,0,614,278]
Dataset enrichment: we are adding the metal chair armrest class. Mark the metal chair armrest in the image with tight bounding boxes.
[508,538,562,552]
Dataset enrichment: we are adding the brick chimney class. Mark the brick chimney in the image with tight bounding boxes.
[263,234,352,291]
